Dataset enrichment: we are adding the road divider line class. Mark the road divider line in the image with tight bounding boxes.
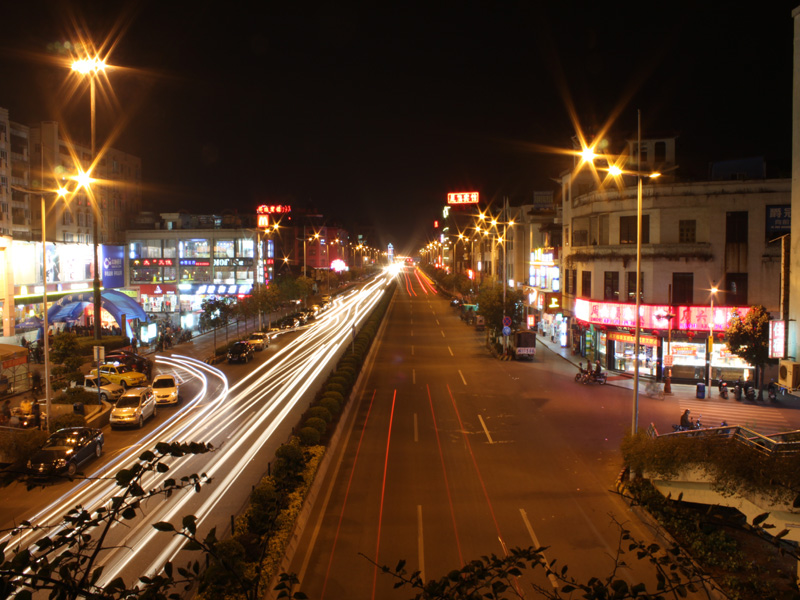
[417,505,426,584]
[372,389,397,600]
[458,370,467,385]
[478,415,494,444]
[413,369,416,385]
[414,413,418,442]
[411,345,415,355]
[436,319,440,325]
[441,330,445,338]
[448,346,453,356]
[427,384,465,566]
[519,509,559,590]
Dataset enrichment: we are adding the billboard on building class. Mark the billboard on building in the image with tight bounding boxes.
[101,245,125,289]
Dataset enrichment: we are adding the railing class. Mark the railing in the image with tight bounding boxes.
[649,422,800,456]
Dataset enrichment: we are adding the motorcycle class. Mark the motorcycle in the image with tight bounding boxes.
[733,381,743,401]
[582,371,607,385]
[744,383,757,402]
[673,414,703,432]
[574,364,590,382]
[718,381,728,399]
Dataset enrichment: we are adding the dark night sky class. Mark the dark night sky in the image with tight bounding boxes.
[0,1,795,255]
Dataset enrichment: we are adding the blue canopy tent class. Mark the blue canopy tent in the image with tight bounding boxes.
[50,289,147,338]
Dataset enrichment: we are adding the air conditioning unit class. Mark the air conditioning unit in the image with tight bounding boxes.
[778,360,800,389]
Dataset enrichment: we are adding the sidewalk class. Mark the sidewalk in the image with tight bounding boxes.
[534,334,800,409]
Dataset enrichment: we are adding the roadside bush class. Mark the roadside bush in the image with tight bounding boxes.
[272,439,306,493]
[336,366,356,382]
[304,417,327,435]
[50,413,87,431]
[328,376,350,392]
[298,427,320,446]
[321,391,344,406]
[306,406,332,423]
[54,387,101,405]
[0,429,48,465]
[325,383,345,397]
[319,397,341,416]
[247,479,280,536]
[198,537,248,597]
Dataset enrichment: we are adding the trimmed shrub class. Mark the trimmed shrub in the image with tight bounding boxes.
[247,479,280,535]
[272,439,306,493]
[0,429,48,465]
[307,406,332,423]
[321,390,344,406]
[305,417,327,435]
[50,413,87,431]
[337,366,356,380]
[319,397,341,416]
[55,387,102,405]
[325,382,345,396]
[328,376,350,391]
[298,426,321,446]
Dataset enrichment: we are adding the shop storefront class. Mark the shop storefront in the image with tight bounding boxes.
[573,298,755,384]
[139,284,179,314]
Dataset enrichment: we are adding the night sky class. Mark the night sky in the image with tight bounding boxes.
[0,1,795,255]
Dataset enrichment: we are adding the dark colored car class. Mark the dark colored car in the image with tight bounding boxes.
[227,341,254,364]
[277,316,299,329]
[26,427,104,479]
[104,350,149,374]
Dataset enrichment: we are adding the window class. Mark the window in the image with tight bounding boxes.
[237,239,255,258]
[214,239,235,258]
[163,239,177,258]
[726,211,748,243]
[725,273,748,305]
[620,215,650,244]
[604,271,619,301]
[571,269,577,295]
[599,214,609,245]
[679,220,696,243]
[581,271,591,298]
[626,272,643,302]
[180,239,210,258]
[672,273,694,305]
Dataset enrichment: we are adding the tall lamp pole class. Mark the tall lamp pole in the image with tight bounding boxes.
[71,57,106,341]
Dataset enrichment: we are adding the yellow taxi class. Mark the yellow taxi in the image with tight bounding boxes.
[96,363,147,390]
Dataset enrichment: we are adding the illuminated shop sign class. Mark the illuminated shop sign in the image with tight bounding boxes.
[185,284,253,296]
[256,204,292,215]
[446,191,480,205]
[769,320,785,359]
[132,258,174,267]
[179,259,211,267]
[213,258,251,267]
[575,299,751,331]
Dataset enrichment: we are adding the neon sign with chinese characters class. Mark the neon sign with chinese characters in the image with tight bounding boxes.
[256,204,292,215]
[447,191,479,205]
[574,299,750,331]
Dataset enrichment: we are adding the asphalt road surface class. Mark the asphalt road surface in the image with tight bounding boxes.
[289,267,720,599]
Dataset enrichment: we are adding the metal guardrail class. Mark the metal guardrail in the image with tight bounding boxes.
[648,422,800,456]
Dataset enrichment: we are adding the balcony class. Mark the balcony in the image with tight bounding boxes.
[565,242,713,268]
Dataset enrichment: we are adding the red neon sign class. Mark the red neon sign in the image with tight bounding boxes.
[574,299,750,331]
[256,204,292,215]
[447,191,480,205]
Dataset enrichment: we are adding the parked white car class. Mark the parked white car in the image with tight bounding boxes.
[78,375,124,403]
[152,374,180,405]
[109,387,157,429]
[245,332,269,351]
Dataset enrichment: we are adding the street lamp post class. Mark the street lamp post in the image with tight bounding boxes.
[71,57,106,341]
[14,184,69,432]
[707,286,718,396]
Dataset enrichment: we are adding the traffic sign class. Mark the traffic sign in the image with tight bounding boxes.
[502,326,511,336]
[664,354,674,367]
[502,316,511,327]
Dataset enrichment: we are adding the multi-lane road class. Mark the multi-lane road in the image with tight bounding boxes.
[0,274,392,590]
[288,266,800,599]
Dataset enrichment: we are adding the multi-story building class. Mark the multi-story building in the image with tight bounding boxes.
[30,120,142,245]
[561,137,787,384]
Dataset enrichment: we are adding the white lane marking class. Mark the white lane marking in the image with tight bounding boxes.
[441,330,445,338]
[520,509,559,590]
[417,505,426,584]
[458,370,467,385]
[411,330,414,337]
[412,345,415,356]
[414,413,419,442]
[448,346,453,356]
[413,369,416,385]
[436,319,440,325]
[478,415,494,444]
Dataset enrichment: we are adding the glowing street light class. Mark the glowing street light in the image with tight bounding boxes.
[71,55,109,341]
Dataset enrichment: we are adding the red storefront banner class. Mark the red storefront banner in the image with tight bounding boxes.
[575,299,750,332]
[138,284,179,296]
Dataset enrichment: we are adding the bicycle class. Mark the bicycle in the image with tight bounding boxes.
[643,380,665,400]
